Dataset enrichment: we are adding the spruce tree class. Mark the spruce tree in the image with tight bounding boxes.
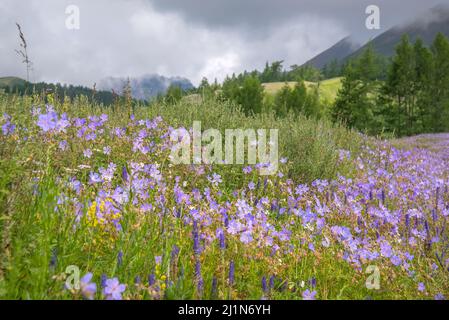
[274,83,291,117]
[304,86,322,119]
[355,43,379,82]
[414,38,434,132]
[289,81,308,115]
[384,35,416,135]
[331,62,368,129]
[431,33,449,132]
[237,76,264,115]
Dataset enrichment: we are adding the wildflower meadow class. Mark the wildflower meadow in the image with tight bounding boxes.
[1,93,448,300]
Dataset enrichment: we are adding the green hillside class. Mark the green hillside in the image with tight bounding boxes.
[262,77,342,103]
[0,76,27,88]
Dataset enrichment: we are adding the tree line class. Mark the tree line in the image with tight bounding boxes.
[1,81,117,106]
[190,73,322,119]
[332,33,449,136]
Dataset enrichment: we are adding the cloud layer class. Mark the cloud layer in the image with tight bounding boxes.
[0,0,444,86]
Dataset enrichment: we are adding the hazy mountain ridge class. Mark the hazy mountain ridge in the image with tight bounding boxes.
[99,74,194,101]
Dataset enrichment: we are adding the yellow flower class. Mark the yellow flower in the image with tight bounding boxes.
[84,198,122,248]
[87,201,98,227]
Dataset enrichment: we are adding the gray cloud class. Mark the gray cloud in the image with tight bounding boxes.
[148,0,446,40]
[0,0,445,86]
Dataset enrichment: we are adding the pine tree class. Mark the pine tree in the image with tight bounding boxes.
[431,33,449,132]
[237,76,264,115]
[331,62,373,131]
[270,61,284,82]
[304,86,321,119]
[274,83,291,117]
[357,43,377,81]
[383,35,416,135]
[261,62,271,83]
[414,38,434,132]
[331,63,357,127]
[289,81,308,115]
[222,75,239,102]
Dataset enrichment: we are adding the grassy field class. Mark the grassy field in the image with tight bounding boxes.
[262,77,343,103]
[0,92,448,300]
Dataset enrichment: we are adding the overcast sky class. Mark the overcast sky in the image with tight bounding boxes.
[0,0,445,86]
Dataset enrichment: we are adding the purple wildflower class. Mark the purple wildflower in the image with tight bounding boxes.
[243,166,252,174]
[380,241,393,258]
[302,289,317,300]
[103,146,111,155]
[216,228,226,250]
[418,282,425,292]
[240,230,253,244]
[193,221,201,255]
[100,274,107,288]
[148,274,156,286]
[36,111,58,132]
[435,293,445,300]
[2,120,16,135]
[80,273,97,300]
[195,259,203,294]
[122,166,129,183]
[227,220,243,235]
[208,173,222,186]
[269,275,275,289]
[58,140,68,151]
[89,172,103,184]
[103,278,126,300]
[83,148,93,158]
[262,276,268,293]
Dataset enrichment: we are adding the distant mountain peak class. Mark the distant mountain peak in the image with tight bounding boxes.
[99,74,194,101]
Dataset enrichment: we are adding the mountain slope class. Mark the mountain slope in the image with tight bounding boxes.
[348,4,449,60]
[302,37,361,69]
[303,5,449,70]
